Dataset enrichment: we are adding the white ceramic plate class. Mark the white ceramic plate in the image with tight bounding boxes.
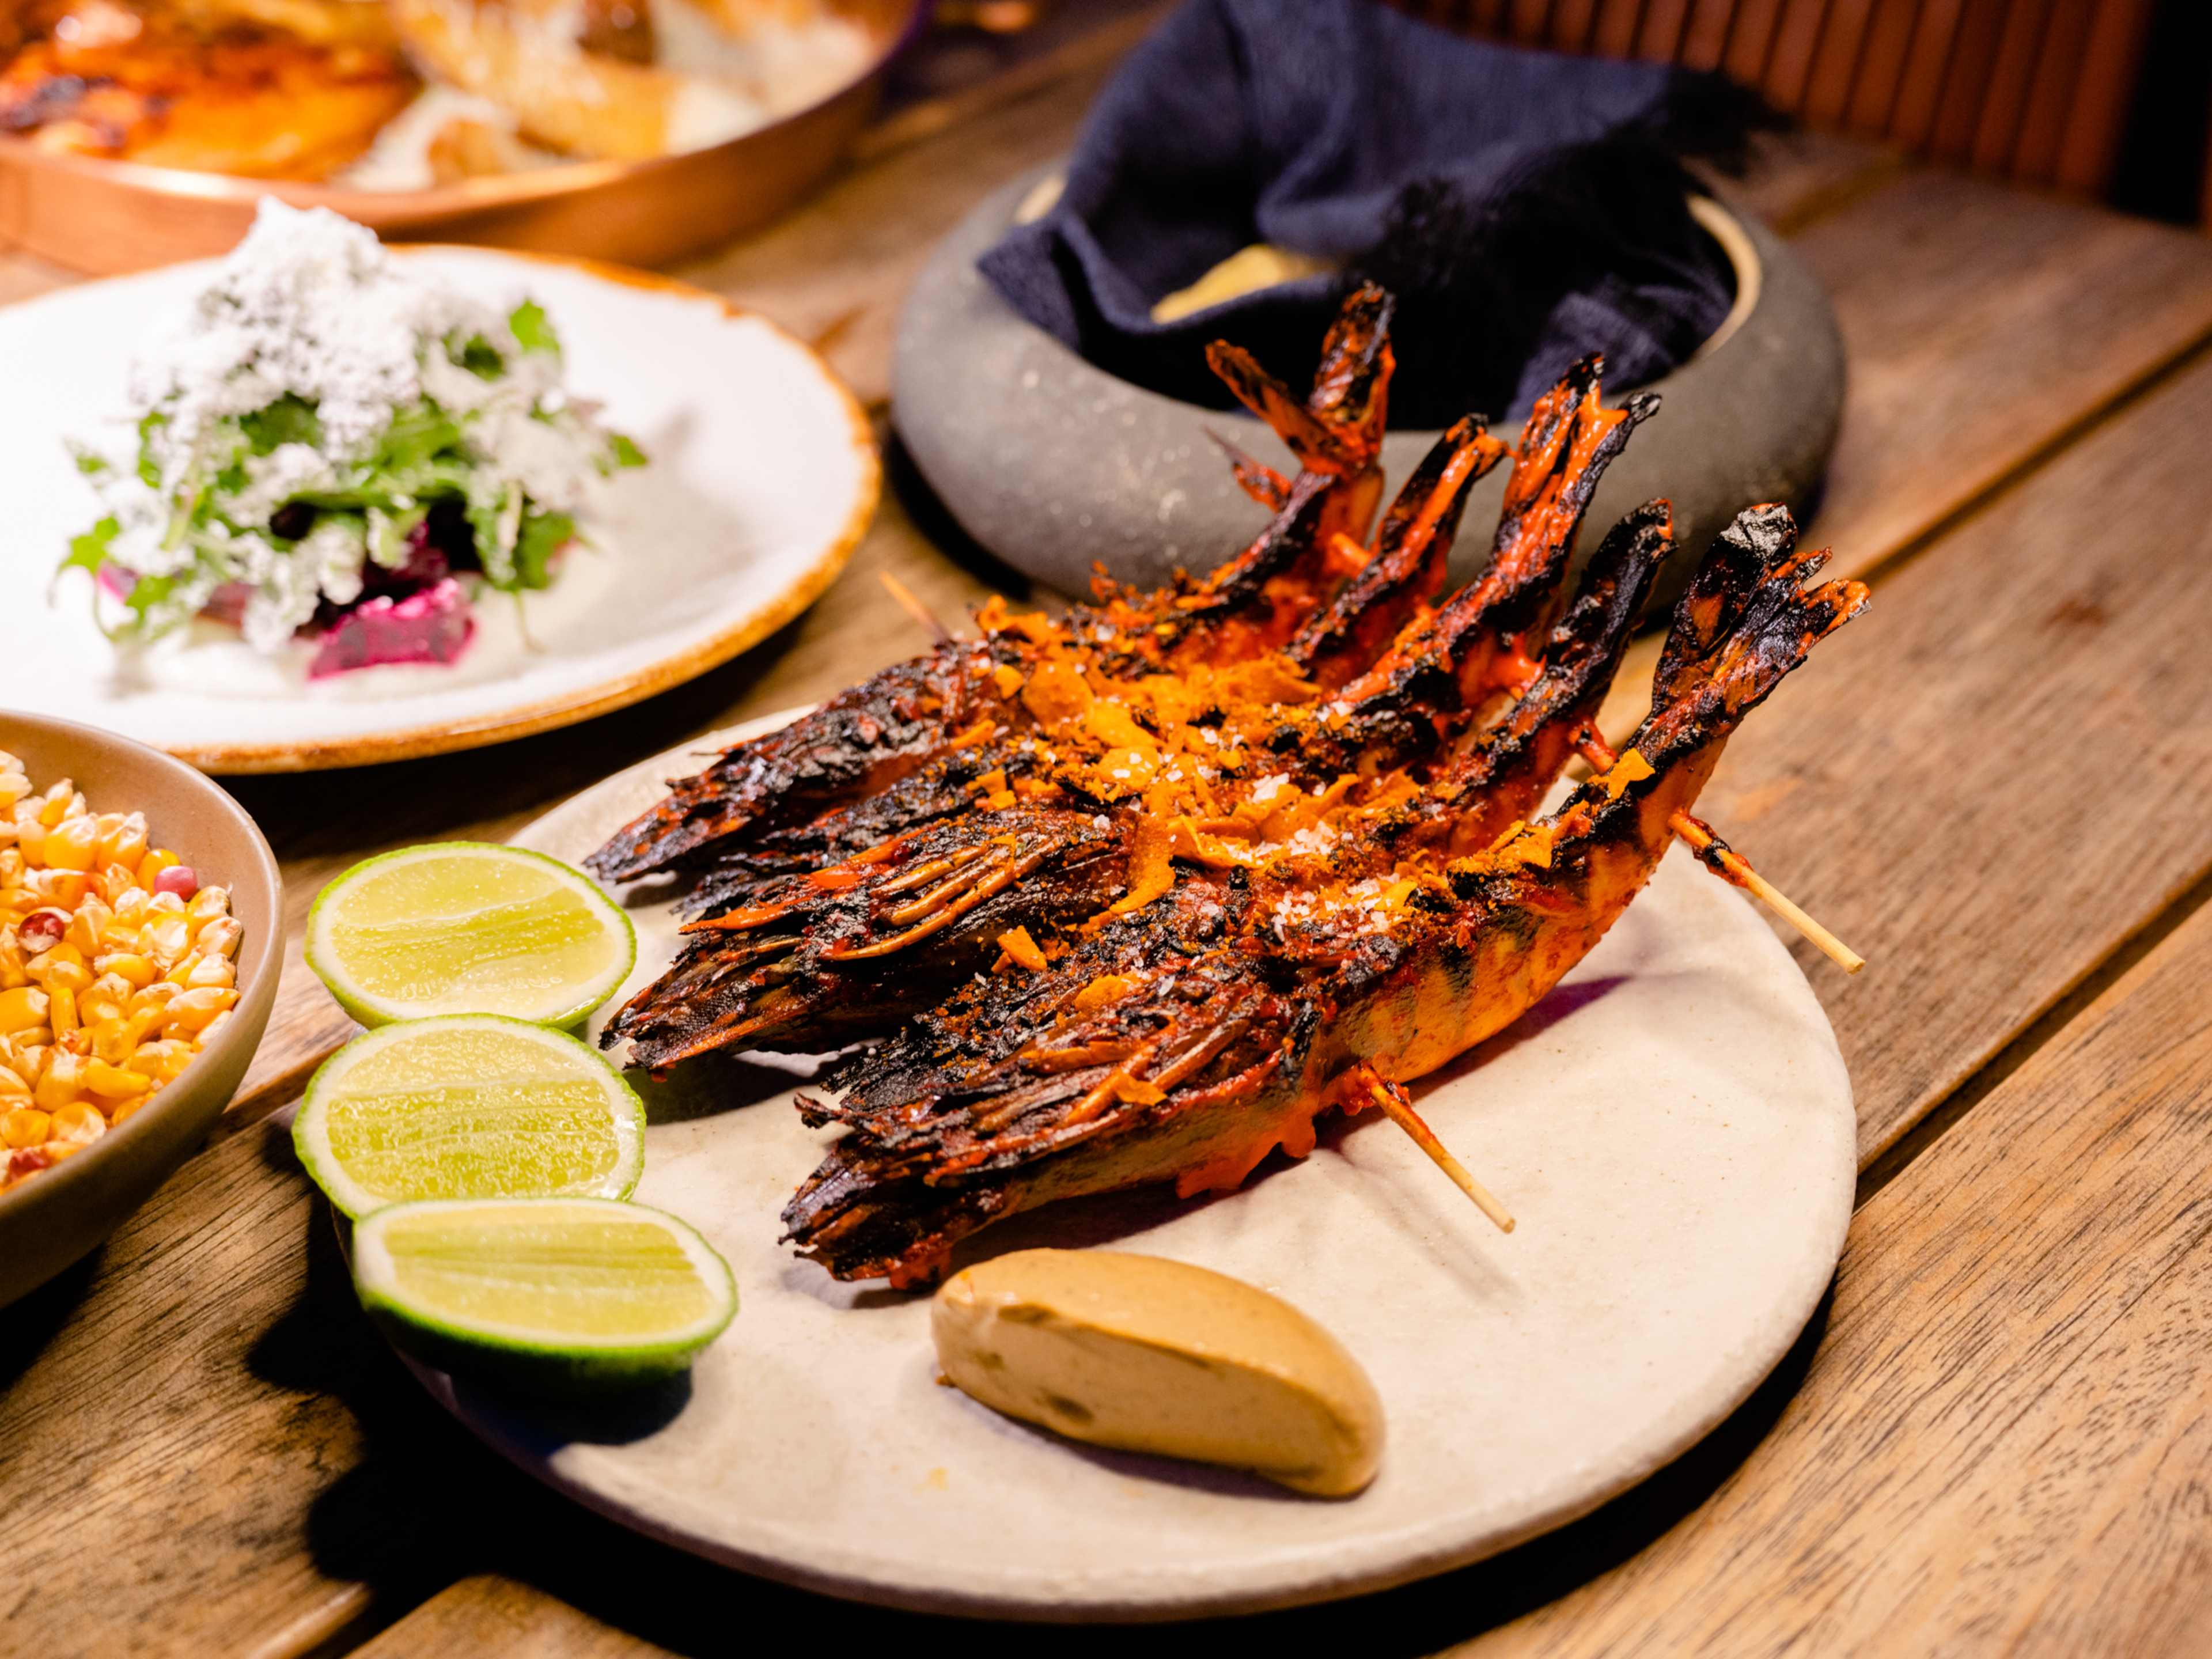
[407,714,1855,1620]
[0,255,877,773]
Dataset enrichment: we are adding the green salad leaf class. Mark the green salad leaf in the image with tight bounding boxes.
[509,301,560,358]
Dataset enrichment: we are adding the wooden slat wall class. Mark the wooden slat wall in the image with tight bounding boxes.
[1389,0,2160,196]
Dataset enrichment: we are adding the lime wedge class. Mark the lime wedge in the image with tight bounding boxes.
[295,1015,645,1219]
[353,1197,736,1396]
[306,842,635,1028]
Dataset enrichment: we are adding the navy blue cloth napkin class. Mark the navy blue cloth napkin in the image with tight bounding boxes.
[979,0,1754,427]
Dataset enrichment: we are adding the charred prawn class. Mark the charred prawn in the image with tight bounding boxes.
[588,290,1868,1284]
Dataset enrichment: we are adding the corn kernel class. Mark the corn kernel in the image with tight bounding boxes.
[163,987,235,1037]
[136,849,180,888]
[65,900,111,954]
[29,949,90,994]
[97,953,155,990]
[126,1040,189,1079]
[187,885,229,923]
[35,1053,86,1111]
[85,1060,149,1101]
[89,1018,134,1065]
[40,815,98,872]
[47,985,77,1039]
[9,1042,48,1084]
[0,1065,28,1100]
[0,986,48,1035]
[195,918,243,960]
[143,915,190,966]
[105,814,149,870]
[3,1107,51,1147]
[51,1101,104,1143]
[108,1097,145,1127]
[185,955,235,991]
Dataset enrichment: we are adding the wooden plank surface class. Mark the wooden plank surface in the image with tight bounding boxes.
[1787,166,2212,583]
[1448,870,2212,1655]
[5,12,2212,1659]
[352,1577,680,1659]
[1642,345,2212,1162]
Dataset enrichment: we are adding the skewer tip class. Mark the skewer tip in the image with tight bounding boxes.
[1366,1078,1516,1233]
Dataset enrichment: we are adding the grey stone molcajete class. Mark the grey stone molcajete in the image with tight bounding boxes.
[893,162,1844,608]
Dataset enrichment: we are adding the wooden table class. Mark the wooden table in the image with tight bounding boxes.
[8,14,2212,1657]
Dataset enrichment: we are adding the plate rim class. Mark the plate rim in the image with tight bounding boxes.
[7,254,881,774]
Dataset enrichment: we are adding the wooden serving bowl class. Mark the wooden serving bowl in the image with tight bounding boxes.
[0,711,281,1309]
[0,0,926,277]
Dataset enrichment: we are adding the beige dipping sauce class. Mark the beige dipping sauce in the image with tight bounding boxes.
[931,1249,1385,1498]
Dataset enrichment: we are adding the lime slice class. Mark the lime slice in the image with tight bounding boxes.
[306,842,635,1028]
[353,1197,736,1396]
[295,1014,645,1218]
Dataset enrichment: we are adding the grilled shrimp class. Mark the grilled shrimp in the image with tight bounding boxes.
[600,484,1670,1067]
[587,287,1403,886]
[782,507,1868,1284]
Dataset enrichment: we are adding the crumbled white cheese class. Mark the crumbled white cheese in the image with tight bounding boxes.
[130,200,515,468]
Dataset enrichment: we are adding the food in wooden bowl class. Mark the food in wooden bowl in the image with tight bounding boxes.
[0,0,921,274]
[0,711,279,1308]
[0,0,876,183]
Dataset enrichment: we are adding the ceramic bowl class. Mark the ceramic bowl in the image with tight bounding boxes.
[0,712,281,1309]
[0,0,928,277]
[894,164,1846,607]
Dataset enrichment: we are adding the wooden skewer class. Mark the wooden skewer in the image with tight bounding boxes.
[879,571,952,645]
[1366,1076,1516,1233]
[1574,728,1866,975]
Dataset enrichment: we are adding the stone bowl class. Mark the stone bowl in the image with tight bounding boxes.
[0,711,281,1309]
[894,163,1844,605]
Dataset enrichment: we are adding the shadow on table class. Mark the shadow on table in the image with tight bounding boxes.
[255,1144,1833,1658]
[507,1287,1835,1655]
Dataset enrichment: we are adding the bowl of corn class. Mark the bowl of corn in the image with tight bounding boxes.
[0,711,279,1309]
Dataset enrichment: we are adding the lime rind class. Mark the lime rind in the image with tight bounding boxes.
[294,1013,646,1219]
[352,1197,737,1397]
[305,841,637,1029]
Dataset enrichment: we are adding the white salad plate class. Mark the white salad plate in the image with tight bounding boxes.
[0,255,877,773]
[391,713,1858,1621]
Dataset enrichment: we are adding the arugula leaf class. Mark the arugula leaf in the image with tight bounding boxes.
[239,395,321,455]
[60,515,120,575]
[456,334,505,378]
[376,403,465,472]
[608,432,647,469]
[509,300,560,357]
[513,509,574,590]
[137,411,168,486]
[122,571,176,626]
[73,448,109,477]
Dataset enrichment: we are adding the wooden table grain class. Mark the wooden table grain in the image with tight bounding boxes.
[6,15,2212,1658]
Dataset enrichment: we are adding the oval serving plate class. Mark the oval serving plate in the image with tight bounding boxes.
[391,712,1857,1621]
[0,0,927,277]
[0,253,878,773]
